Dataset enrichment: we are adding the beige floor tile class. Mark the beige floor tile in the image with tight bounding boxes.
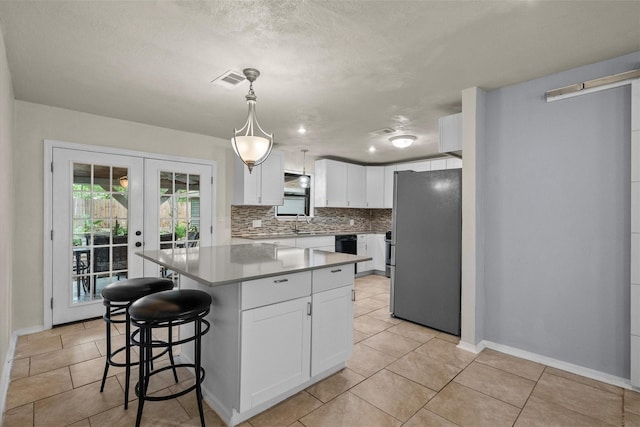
[116,361,193,402]
[426,382,519,427]
[248,391,322,427]
[626,388,640,415]
[167,378,207,419]
[88,391,191,427]
[351,369,435,421]
[370,293,390,303]
[386,322,438,343]
[61,326,119,348]
[299,392,402,427]
[531,372,622,425]
[453,361,535,408]
[30,342,101,376]
[180,408,228,426]
[361,331,422,358]
[354,297,388,312]
[415,338,476,370]
[33,376,123,426]
[70,355,126,388]
[14,336,62,359]
[403,408,458,427]
[545,366,623,396]
[354,304,376,317]
[514,395,610,427]
[6,367,73,410]
[83,318,104,330]
[306,368,365,403]
[367,307,402,325]
[626,410,640,427]
[353,315,393,335]
[10,358,30,380]
[94,332,129,356]
[26,323,85,342]
[475,349,544,381]
[346,343,398,377]
[2,402,33,427]
[387,351,461,392]
[437,332,460,344]
[353,329,372,343]
[67,418,91,427]
[287,422,305,427]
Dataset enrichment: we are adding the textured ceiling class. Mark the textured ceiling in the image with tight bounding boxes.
[0,1,638,164]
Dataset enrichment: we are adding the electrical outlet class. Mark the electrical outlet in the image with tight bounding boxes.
[349,219,354,226]
[252,220,262,228]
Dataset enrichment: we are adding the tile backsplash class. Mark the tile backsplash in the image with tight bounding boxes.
[231,206,392,236]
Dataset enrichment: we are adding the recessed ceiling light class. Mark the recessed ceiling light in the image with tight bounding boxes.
[389,135,416,148]
[368,146,376,153]
[297,126,307,135]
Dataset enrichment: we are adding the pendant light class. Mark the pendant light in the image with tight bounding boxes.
[231,68,274,173]
[299,149,310,188]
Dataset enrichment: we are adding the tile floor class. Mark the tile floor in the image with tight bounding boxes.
[3,274,640,426]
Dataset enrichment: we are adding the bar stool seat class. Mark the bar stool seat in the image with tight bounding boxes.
[130,289,212,427]
[100,277,174,409]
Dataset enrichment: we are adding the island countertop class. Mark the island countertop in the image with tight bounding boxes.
[137,243,371,287]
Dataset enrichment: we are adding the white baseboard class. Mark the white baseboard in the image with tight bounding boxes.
[478,340,632,390]
[456,340,486,354]
[0,325,46,417]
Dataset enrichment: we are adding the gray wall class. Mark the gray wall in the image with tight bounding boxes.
[483,51,639,378]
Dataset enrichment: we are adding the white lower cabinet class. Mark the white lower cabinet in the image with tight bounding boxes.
[237,266,354,416]
[311,284,354,376]
[240,296,311,412]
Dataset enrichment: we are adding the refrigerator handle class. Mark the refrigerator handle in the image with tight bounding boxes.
[391,171,398,245]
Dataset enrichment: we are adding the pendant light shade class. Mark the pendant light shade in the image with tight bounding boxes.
[232,68,273,173]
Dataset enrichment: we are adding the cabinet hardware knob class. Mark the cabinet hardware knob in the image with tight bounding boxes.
[135,242,142,247]
[273,278,289,283]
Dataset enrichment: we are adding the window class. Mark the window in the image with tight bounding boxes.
[276,173,310,217]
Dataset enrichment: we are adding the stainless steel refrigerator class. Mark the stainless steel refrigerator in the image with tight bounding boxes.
[390,168,462,335]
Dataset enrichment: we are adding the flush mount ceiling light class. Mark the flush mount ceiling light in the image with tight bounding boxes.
[231,68,273,173]
[389,135,416,149]
[299,149,310,189]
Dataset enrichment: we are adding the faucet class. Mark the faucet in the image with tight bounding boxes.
[293,213,311,234]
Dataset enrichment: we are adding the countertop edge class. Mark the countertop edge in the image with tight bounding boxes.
[137,249,371,287]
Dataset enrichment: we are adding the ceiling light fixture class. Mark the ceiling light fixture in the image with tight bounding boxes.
[368,146,376,153]
[231,68,273,173]
[389,135,416,149]
[299,149,310,188]
[298,126,307,135]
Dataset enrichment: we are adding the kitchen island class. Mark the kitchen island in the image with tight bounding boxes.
[138,243,370,426]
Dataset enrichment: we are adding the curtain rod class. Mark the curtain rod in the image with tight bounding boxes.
[545,68,640,102]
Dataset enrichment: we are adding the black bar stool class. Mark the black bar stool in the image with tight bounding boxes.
[100,277,175,408]
[130,289,212,427]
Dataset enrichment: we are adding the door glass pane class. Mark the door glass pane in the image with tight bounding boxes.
[157,172,201,281]
[72,162,129,303]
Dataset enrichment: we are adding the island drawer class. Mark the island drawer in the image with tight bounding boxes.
[312,266,353,293]
[242,271,312,310]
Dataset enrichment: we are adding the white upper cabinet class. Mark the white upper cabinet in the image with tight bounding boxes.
[365,166,384,208]
[314,159,348,207]
[383,165,396,209]
[446,158,462,169]
[439,112,462,153]
[430,159,447,171]
[234,150,284,206]
[347,163,366,208]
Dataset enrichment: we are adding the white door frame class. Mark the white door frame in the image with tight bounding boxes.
[44,139,217,328]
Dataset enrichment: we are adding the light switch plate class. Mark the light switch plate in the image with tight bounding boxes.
[349,219,354,226]
[252,220,262,228]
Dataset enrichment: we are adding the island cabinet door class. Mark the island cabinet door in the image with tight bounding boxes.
[240,296,312,412]
[311,284,354,376]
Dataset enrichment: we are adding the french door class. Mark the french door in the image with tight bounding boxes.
[51,148,213,325]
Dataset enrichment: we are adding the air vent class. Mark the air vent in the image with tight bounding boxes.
[211,70,246,88]
[369,127,396,136]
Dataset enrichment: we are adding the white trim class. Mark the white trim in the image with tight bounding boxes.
[456,340,486,354]
[546,79,634,102]
[480,340,633,390]
[43,139,217,327]
[0,325,45,417]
